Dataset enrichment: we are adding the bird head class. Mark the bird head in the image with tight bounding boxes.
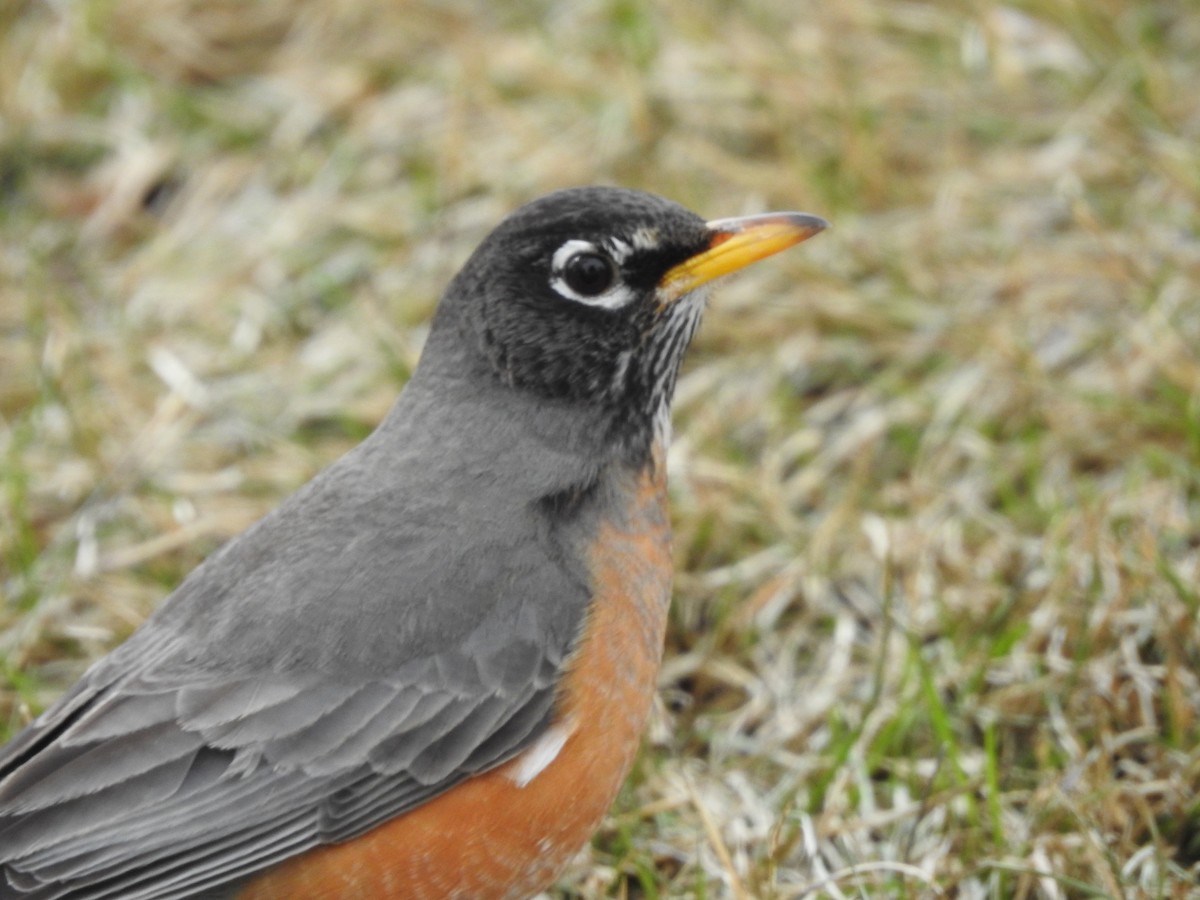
[428,186,826,460]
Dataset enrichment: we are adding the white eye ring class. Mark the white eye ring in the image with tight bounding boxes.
[549,240,637,310]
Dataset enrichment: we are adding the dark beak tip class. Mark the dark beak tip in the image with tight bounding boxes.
[780,212,831,236]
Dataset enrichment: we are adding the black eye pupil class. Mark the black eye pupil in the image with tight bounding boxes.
[563,252,615,296]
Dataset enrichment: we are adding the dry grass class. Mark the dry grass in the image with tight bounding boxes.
[2,0,1198,897]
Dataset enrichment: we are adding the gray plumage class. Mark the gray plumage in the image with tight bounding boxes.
[0,187,715,899]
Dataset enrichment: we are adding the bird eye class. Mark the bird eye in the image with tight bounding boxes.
[562,251,617,297]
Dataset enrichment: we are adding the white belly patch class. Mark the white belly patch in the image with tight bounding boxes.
[507,723,572,788]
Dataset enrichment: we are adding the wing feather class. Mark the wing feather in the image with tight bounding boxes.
[1,667,563,898]
[0,393,601,898]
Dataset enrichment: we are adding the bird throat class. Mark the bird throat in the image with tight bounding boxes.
[608,294,705,465]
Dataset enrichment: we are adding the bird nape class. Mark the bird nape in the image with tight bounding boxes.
[0,186,825,900]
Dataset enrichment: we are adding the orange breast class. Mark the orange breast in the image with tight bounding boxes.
[238,460,672,900]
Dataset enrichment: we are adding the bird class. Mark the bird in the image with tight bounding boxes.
[0,186,826,899]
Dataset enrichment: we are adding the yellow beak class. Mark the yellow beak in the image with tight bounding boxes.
[658,211,828,302]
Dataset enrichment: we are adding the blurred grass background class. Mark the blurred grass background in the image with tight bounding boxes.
[1,0,1198,896]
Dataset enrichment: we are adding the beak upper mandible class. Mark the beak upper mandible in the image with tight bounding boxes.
[658,211,829,302]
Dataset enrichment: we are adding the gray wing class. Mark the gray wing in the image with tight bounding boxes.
[0,660,559,900]
[0,410,600,900]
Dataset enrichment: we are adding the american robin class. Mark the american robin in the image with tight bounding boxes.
[0,186,826,899]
